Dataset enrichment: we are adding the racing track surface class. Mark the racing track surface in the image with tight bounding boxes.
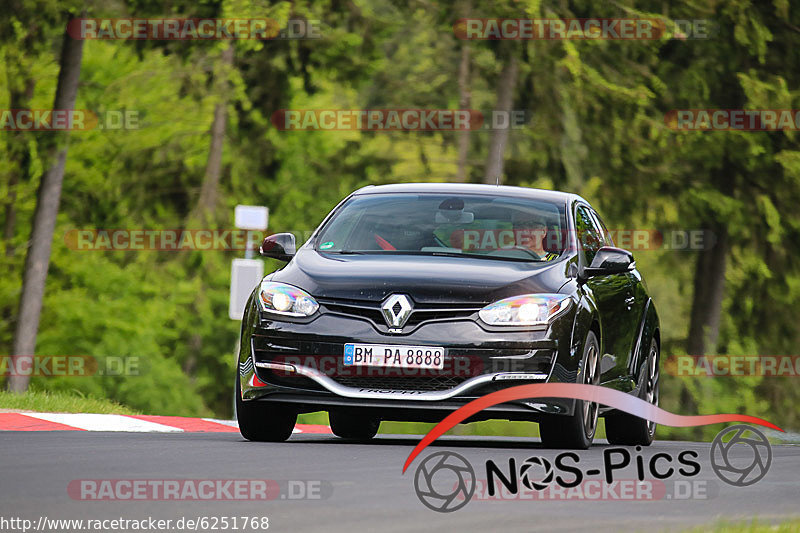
[1,431,798,532]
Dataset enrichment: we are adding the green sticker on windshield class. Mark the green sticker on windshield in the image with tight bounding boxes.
[320,241,334,249]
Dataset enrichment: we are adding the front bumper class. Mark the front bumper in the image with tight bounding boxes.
[237,298,582,421]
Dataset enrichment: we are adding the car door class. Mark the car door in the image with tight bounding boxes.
[575,204,636,382]
[590,207,650,376]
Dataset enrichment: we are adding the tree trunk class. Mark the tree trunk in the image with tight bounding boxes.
[455,42,471,182]
[559,91,586,192]
[190,44,234,224]
[7,25,84,393]
[686,224,729,355]
[484,55,518,184]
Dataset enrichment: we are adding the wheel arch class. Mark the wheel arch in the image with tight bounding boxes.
[564,293,601,376]
[589,318,602,353]
[630,298,660,386]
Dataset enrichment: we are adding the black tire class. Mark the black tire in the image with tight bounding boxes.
[539,330,601,449]
[329,411,380,441]
[605,338,660,446]
[236,374,297,442]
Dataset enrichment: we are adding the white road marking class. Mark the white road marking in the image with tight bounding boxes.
[202,418,238,428]
[25,413,183,432]
[203,417,305,432]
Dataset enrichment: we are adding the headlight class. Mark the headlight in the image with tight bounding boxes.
[257,281,319,317]
[479,294,571,326]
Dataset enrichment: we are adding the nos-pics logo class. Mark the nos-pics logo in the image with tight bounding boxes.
[412,425,772,512]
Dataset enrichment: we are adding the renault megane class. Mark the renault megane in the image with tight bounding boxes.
[236,183,660,449]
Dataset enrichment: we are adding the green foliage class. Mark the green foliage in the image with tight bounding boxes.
[2,0,800,437]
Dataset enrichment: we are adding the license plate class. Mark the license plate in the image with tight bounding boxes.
[343,343,445,369]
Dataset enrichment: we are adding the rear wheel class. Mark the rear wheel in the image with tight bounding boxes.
[329,411,380,441]
[236,374,297,442]
[539,330,600,449]
[605,338,659,446]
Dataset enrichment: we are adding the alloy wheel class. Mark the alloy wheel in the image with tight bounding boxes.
[583,341,600,439]
[645,341,660,437]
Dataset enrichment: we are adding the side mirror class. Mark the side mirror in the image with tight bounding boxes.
[259,233,296,261]
[580,246,634,280]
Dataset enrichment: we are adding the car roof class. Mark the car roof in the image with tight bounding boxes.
[352,182,587,206]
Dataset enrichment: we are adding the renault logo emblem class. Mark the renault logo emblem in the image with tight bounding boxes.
[381,294,413,328]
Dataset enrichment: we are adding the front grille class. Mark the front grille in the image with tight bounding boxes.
[404,309,476,326]
[320,302,384,323]
[331,375,468,392]
[319,298,480,330]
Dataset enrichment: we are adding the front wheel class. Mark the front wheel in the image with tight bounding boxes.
[605,338,660,446]
[539,330,600,449]
[236,374,297,442]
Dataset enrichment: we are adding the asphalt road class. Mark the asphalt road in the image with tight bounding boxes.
[1,431,798,533]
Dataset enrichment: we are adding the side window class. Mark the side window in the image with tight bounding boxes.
[590,209,614,247]
[575,205,603,265]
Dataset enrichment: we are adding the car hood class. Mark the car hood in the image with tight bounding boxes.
[268,248,570,304]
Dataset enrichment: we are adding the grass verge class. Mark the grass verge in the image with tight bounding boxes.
[683,519,800,532]
[0,390,140,415]
[298,411,616,439]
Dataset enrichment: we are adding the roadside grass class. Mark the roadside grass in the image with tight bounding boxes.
[0,389,141,415]
[683,519,800,532]
[299,411,612,439]
[378,420,543,437]
[297,411,330,425]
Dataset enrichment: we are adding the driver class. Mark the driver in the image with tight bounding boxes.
[511,212,550,258]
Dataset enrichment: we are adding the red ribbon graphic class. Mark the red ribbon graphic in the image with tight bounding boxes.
[402,383,782,473]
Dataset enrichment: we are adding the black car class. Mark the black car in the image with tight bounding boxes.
[236,183,660,449]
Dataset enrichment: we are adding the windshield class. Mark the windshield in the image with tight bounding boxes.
[315,193,568,262]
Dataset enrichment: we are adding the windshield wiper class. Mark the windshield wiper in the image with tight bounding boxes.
[449,253,541,262]
[413,250,543,263]
[321,249,366,254]
[319,249,543,262]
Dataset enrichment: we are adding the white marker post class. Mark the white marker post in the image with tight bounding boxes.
[228,205,269,320]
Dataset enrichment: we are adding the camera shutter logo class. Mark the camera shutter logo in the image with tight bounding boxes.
[413,451,475,512]
[519,456,554,491]
[710,424,772,487]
